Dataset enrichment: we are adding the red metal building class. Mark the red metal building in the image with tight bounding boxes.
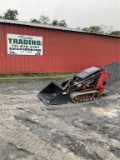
[0,19,119,74]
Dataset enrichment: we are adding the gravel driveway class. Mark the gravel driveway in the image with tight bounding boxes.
[0,77,120,160]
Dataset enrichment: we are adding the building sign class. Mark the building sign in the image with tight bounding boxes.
[7,34,43,55]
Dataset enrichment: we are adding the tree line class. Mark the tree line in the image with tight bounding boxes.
[0,9,120,37]
[0,9,67,27]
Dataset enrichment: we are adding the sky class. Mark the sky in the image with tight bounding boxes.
[0,0,120,31]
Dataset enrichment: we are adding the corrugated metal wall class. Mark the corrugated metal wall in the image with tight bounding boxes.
[0,23,119,74]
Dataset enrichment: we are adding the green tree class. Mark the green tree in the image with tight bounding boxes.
[89,26,104,33]
[0,15,2,19]
[82,26,104,34]
[39,15,50,24]
[82,27,90,32]
[51,19,58,26]
[58,20,67,27]
[31,19,40,23]
[76,27,81,30]
[109,31,120,37]
[3,9,18,20]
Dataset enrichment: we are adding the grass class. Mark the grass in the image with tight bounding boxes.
[0,72,76,79]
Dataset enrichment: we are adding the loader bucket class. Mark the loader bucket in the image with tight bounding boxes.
[37,82,69,105]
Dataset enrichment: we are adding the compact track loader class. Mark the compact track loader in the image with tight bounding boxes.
[38,67,109,105]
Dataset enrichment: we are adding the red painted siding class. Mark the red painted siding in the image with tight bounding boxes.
[0,23,119,74]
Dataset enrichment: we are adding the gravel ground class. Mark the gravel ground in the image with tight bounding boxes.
[0,63,120,160]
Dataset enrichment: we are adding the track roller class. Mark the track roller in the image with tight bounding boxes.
[70,90,100,103]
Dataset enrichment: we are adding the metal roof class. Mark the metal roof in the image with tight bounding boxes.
[0,19,119,38]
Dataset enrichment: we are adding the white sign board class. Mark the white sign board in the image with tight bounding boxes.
[7,34,43,55]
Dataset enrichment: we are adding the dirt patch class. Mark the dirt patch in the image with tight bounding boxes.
[91,106,118,117]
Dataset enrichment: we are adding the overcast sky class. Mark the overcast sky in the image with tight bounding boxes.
[0,0,120,30]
